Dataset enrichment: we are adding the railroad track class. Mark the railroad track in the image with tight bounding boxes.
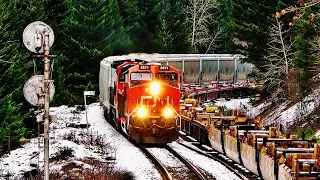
[139,144,209,180]
[177,136,257,180]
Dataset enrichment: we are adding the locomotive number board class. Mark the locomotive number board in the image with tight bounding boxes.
[159,66,169,71]
[139,65,150,70]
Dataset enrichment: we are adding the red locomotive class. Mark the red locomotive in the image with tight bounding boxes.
[99,55,181,143]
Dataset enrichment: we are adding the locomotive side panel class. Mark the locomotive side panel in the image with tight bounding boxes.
[110,67,117,107]
[99,59,119,126]
[99,61,111,108]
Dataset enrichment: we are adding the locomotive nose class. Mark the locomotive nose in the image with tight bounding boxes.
[151,127,159,134]
[149,81,161,95]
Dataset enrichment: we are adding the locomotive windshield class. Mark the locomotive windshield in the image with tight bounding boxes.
[130,72,153,86]
[156,73,179,87]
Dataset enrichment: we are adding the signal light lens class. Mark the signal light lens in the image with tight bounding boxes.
[150,82,161,95]
[163,108,173,118]
[137,107,147,118]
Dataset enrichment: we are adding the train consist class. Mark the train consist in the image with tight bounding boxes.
[99,53,320,179]
[180,100,320,180]
[99,54,181,143]
[181,80,252,102]
[99,53,252,144]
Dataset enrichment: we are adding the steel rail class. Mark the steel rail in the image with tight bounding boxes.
[138,145,173,180]
[165,145,208,180]
[177,142,249,180]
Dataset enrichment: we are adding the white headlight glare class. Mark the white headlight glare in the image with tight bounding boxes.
[150,82,160,95]
[137,107,147,117]
[163,108,173,118]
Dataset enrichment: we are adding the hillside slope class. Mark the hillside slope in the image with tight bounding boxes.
[260,89,320,133]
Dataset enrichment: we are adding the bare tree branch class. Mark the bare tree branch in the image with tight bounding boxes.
[188,0,219,52]
[206,27,222,53]
[0,59,13,64]
[262,18,294,101]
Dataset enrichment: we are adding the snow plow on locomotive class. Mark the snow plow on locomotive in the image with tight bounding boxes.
[99,55,181,143]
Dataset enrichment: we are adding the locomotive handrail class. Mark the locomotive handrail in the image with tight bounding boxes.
[127,103,143,126]
[167,103,181,120]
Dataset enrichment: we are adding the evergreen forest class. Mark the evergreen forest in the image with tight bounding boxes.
[1,0,320,153]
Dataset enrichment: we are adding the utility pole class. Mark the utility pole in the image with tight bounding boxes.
[43,33,50,180]
[22,21,55,180]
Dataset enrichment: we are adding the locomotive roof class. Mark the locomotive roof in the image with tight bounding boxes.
[101,53,246,65]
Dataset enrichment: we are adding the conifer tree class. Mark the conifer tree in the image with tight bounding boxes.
[0,94,29,153]
[156,0,190,53]
[46,0,130,105]
[0,0,47,152]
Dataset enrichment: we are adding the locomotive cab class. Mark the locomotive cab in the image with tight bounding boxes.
[108,61,181,144]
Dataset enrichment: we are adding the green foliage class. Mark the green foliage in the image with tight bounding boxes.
[215,0,293,67]
[293,127,317,140]
[156,0,190,53]
[46,0,131,105]
[1,0,320,153]
[0,94,29,153]
[293,37,309,68]
[291,9,318,100]
[0,0,47,153]
[217,106,232,116]
[209,0,235,54]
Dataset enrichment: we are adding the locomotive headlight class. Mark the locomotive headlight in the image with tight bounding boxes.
[163,108,173,118]
[137,107,147,118]
[150,82,160,95]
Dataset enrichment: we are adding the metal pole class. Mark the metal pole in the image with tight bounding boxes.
[43,33,50,180]
[84,94,88,132]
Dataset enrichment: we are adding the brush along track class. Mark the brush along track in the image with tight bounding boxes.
[139,145,209,180]
[178,136,256,180]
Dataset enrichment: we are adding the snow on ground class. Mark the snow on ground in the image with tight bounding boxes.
[168,142,241,180]
[214,98,250,109]
[0,103,160,179]
[85,104,161,180]
[0,101,253,179]
[263,90,320,132]
[278,91,320,130]
[209,98,271,119]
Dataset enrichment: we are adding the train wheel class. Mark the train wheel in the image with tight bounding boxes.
[115,119,121,130]
[103,107,108,121]
[128,131,135,144]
